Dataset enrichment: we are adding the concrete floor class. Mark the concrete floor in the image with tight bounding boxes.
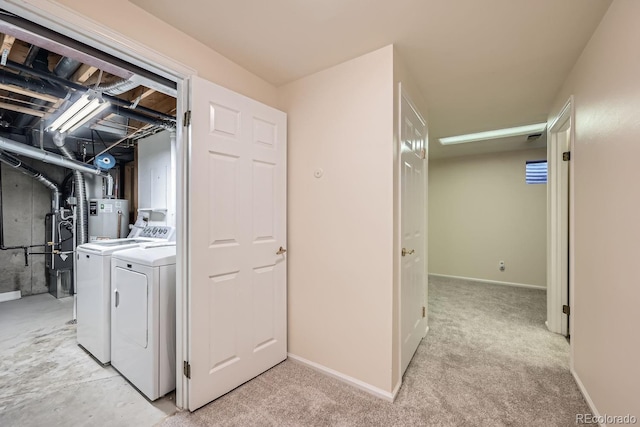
[0,293,176,427]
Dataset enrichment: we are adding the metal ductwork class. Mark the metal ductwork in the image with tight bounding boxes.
[15,56,81,130]
[97,78,140,96]
[0,150,60,211]
[4,60,175,122]
[54,57,82,80]
[0,134,114,245]
[0,135,112,178]
[53,134,88,245]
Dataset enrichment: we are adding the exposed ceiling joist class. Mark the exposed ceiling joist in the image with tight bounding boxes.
[0,82,58,103]
[139,88,156,99]
[0,33,14,64]
[0,94,55,110]
[0,18,133,80]
[0,100,46,117]
[71,63,97,83]
[0,15,176,150]
[44,98,65,120]
[132,87,156,105]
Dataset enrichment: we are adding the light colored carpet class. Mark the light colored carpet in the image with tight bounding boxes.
[161,276,590,426]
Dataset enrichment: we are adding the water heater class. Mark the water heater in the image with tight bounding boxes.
[88,198,129,241]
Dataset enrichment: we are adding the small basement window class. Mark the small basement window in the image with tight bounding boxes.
[526,160,547,184]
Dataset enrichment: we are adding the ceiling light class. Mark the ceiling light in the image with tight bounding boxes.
[48,91,110,134]
[65,100,110,133]
[438,123,547,145]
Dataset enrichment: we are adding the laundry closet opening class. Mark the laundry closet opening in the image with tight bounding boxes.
[0,8,181,420]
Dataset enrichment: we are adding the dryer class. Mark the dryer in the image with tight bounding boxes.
[76,225,175,364]
[77,238,144,364]
[110,243,176,401]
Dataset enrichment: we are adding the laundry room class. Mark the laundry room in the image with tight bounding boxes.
[0,9,180,424]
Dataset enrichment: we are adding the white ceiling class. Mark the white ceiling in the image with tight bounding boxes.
[130,0,611,158]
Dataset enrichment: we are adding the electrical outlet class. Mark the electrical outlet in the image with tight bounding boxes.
[499,260,505,271]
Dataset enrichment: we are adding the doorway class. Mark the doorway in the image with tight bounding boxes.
[398,83,428,377]
[1,0,191,410]
[2,1,288,413]
[547,97,573,338]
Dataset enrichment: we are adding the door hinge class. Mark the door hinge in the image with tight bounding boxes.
[183,110,192,127]
[562,151,571,161]
[422,306,426,318]
[183,361,191,379]
[562,305,570,316]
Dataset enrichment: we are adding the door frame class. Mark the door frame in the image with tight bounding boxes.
[1,0,194,409]
[396,82,428,384]
[547,96,574,343]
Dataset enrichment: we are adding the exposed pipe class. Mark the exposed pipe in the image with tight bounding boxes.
[15,56,82,130]
[0,135,111,178]
[54,57,83,80]
[0,150,60,211]
[0,69,68,99]
[108,105,174,130]
[105,173,114,198]
[0,134,116,246]
[0,162,47,266]
[3,60,175,122]
[53,133,88,245]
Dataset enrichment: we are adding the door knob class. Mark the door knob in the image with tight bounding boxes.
[401,248,415,257]
[276,246,287,255]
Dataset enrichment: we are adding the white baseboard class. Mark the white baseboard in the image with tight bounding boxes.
[287,353,395,402]
[0,290,21,303]
[428,273,546,291]
[391,380,401,401]
[572,368,604,427]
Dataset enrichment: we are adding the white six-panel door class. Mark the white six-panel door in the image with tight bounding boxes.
[188,76,287,411]
[399,84,428,376]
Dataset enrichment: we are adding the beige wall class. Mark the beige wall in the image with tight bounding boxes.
[429,148,547,287]
[278,46,395,393]
[52,0,277,106]
[550,0,639,417]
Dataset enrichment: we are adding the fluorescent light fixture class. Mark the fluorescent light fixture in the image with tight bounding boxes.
[48,91,110,134]
[439,123,547,145]
[65,100,110,133]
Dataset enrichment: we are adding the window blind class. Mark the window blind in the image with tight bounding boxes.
[526,160,547,184]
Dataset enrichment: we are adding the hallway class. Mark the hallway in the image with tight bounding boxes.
[400,276,589,425]
[163,277,589,426]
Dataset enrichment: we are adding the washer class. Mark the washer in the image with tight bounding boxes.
[110,243,176,401]
[76,225,175,364]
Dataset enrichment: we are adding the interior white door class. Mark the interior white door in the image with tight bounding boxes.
[399,84,428,376]
[560,128,570,337]
[188,76,287,411]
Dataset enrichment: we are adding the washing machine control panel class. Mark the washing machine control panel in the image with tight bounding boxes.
[138,226,173,239]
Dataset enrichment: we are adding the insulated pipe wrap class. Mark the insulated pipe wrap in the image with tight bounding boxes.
[98,78,140,95]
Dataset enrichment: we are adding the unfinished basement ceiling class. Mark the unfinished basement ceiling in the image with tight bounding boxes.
[0,10,176,163]
[131,0,611,159]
